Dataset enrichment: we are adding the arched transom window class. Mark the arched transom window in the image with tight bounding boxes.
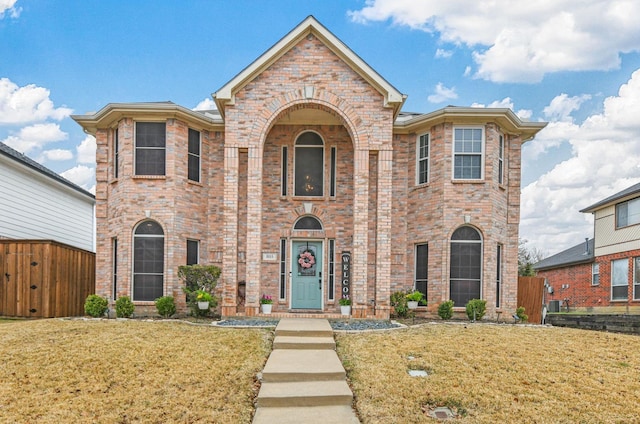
[295,131,324,196]
[294,216,323,230]
[449,226,482,306]
[133,220,164,301]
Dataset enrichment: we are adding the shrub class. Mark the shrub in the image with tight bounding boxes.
[179,264,221,317]
[155,296,176,318]
[516,306,528,323]
[115,296,135,318]
[465,299,487,321]
[391,291,409,318]
[437,300,454,320]
[84,294,108,318]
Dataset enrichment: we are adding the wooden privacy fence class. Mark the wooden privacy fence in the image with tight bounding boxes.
[0,240,95,318]
[517,276,545,324]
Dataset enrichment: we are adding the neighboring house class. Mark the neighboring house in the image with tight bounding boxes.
[0,142,95,252]
[72,16,546,319]
[535,182,640,314]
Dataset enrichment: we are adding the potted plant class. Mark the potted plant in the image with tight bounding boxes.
[406,290,423,309]
[339,295,351,316]
[196,290,213,310]
[260,294,273,314]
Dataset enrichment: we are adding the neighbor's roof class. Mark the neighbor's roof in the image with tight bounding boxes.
[580,182,640,213]
[213,15,406,119]
[0,142,95,200]
[533,238,594,271]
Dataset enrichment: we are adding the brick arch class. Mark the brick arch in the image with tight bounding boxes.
[249,88,365,150]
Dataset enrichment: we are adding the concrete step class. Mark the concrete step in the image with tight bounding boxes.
[273,335,336,350]
[275,318,333,338]
[257,380,353,407]
[252,405,360,424]
[262,349,346,382]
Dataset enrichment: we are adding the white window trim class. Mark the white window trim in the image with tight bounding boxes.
[416,133,429,185]
[452,126,485,181]
[293,130,325,197]
[188,129,201,183]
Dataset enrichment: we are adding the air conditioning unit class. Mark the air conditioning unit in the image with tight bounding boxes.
[548,300,560,313]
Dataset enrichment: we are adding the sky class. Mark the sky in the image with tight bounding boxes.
[2,0,640,256]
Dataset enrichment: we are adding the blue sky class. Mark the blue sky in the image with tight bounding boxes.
[2,0,640,255]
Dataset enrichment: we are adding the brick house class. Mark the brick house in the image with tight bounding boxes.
[535,182,640,314]
[73,16,545,319]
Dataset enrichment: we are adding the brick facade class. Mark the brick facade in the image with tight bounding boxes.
[74,17,545,319]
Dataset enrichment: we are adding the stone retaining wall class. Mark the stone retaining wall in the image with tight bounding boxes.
[546,314,640,335]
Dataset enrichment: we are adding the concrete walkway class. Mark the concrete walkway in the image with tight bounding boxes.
[253,318,360,424]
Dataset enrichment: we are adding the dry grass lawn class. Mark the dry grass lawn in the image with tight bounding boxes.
[0,319,271,423]
[336,323,640,424]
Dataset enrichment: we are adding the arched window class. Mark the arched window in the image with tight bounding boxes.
[449,226,482,306]
[294,216,323,230]
[295,131,324,196]
[133,220,164,301]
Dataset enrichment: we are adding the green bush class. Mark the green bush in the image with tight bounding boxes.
[391,291,409,318]
[437,300,454,320]
[179,264,221,317]
[84,294,108,318]
[465,299,486,321]
[516,306,528,323]
[155,296,176,318]
[115,296,135,318]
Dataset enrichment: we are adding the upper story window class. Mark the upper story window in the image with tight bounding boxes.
[417,133,429,185]
[453,127,484,180]
[135,122,166,176]
[294,131,324,197]
[188,128,201,182]
[498,134,505,185]
[113,128,119,179]
[616,197,640,229]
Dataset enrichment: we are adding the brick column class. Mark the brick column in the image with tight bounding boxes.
[375,149,392,319]
[221,146,239,317]
[245,145,263,316]
[352,148,369,318]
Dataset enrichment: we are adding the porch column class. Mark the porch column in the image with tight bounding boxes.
[375,149,393,318]
[352,148,369,318]
[221,146,239,317]
[245,145,263,316]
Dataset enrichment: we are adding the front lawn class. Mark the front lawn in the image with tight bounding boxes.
[336,323,640,423]
[0,319,271,423]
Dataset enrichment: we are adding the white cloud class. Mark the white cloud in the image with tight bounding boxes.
[2,123,68,154]
[193,97,216,111]
[348,0,640,83]
[39,149,73,162]
[470,97,533,121]
[520,69,640,254]
[76,135,96,164]
[543,93,591,122]
[60,165,96,193]
[0,0,20,19]
[434,48,452,59]
[0,78,73,125]
[427,82,457,103]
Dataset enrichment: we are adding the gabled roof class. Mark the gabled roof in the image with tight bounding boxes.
[533,238,594,271]
[213,15,406,119]
[72,101,223,135]
[0,142,95,200]
[580,182,640,213]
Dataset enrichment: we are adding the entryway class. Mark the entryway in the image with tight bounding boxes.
[291,241,322,309]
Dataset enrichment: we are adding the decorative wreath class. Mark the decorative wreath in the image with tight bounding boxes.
[298,250,316,269]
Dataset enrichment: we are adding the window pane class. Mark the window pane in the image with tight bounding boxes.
[415,244,428,301]
[134,238,164,273]
[136,122,166,147]
[296,132,323,145]
[133,274,163,301]
[629,198,640,226]
[454,155,481,179]
[188,129,200,155]
[450,280,481,306]
[136,149,165,175]
[187,240,199,265]
[135,221,163,235]
[452,226,481,241]
[295,146,323,196]
[281,147,288,196]
[188,155,200,182]
[611,259,628,300]
[450,226,482,306]
[294,216,322,230]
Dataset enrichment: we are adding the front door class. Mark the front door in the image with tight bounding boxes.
[291,241,322,309]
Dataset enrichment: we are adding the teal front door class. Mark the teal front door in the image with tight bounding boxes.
[291,241,322,309]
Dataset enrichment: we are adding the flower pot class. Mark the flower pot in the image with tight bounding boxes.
[197,301,209,310]
[261,304,272,314]
[407,301,419,309]
[340,305,351,316]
